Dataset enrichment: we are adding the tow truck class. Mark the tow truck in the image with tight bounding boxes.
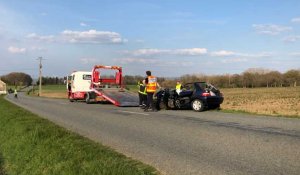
[67,65,139,107]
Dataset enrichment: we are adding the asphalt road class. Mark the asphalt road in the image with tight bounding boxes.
[5,93,300,175]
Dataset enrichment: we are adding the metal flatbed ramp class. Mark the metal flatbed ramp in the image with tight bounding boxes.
[97,88,139,107]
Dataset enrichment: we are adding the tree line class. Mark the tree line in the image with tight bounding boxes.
[1,68,299,88]
[36,77,65,85]
[124,68,300,88]
[162,68,300,88]
[0,72,33,86]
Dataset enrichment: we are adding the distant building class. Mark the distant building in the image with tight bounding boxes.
[0,80,7,94]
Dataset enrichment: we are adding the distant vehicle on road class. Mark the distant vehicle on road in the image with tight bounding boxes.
[156,82,224,112]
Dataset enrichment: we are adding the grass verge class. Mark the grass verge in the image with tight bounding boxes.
[0,153,4,175]
[0,95,158,175]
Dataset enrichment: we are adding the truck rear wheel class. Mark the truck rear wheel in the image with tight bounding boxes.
[85,93,91,104]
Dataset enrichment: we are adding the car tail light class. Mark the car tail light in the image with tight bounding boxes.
[202,92,211,97]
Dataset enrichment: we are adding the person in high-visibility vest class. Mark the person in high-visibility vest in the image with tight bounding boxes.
[176,81,182,95]
[137,80,147,107]
[143,70,160,112]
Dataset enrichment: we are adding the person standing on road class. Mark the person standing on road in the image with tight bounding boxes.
[67,82,72,98]
[143,71,160,112]
[137,80,147,108]
[14,88,18,98]
[176,80,182,95]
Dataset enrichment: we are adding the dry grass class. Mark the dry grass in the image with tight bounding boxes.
[30,85,67,99]
[220,87,300,117]
[41,92,67,98]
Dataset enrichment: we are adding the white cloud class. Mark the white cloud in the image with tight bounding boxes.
[164,61,194,67]
[116,58,160,64]
[26,30,125,44]
[283,35,300,42]
[252,24,292,35]
[237,52,273,58]
[26,33,55,42]
[125,48,207,56]
[173,48,207,56]
[211,50,236,57]
[291,17,300,23]
[8,46,26,54]
[128,49,169,56]
[221,58,248,63]
[61,29,125,44]
[80,22,88,27]
[30,46,47,52]
[210,50,273,58]
[80,58,98,64]
[125,48,272,60]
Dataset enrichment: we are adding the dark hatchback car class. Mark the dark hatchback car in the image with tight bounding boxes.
[156,82,224,112]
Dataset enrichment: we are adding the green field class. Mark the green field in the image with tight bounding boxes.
[0,95,158,175]
[31,84,66,92]
[125,84,139,92]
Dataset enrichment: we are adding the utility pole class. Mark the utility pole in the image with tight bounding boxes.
[228,74,231,88]
[37,57,43,96]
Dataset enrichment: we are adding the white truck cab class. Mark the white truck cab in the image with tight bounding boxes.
[67,71,92,101]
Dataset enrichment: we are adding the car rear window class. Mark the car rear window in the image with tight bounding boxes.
[195,82,207,90]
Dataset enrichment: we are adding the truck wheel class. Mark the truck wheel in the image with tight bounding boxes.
[85,93,91,104]
[191,99,204,112]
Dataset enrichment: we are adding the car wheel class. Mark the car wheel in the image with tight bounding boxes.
[85,93,91,104]
[191,99,204,112]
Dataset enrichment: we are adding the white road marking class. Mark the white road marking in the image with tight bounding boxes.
[118,110,149,116]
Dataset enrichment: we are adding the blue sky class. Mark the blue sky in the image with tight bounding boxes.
[0,0,299,78]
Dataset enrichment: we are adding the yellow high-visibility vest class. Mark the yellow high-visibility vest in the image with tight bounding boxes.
[138,83,147,95]
[146,76,157,93]
[176,83,182,91]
